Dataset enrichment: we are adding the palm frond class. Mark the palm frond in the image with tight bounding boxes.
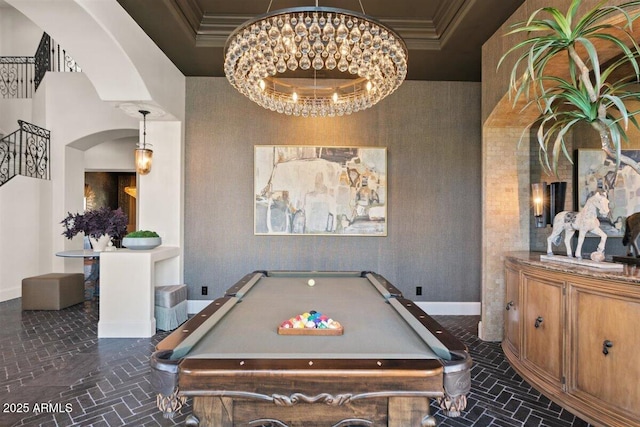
[566,0,583,27]
[498,0,640,175]
[590,32,640,75]
[574,37,600,89]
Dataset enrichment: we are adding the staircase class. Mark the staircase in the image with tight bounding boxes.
[0,32,80,186]
[0,32,81,99]
[0,120,50,186]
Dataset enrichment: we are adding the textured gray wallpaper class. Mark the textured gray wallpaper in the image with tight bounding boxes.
[185,78,481,302]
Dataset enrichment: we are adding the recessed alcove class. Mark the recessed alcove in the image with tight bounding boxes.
[481,2,640,341]
[84,172,137,239]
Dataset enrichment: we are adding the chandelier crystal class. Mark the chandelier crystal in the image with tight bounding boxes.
[224,6,408,117]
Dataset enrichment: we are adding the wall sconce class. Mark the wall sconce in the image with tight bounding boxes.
[135,110,152,175]
[531,182,547,228]
[548,181,567,221]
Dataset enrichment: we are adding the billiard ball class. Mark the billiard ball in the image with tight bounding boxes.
[308,279,315,286]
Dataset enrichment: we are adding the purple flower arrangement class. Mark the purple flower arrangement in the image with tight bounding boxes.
[61,207,128,239]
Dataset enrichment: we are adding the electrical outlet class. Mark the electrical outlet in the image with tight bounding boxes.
[201,286,208,296]
[416,286,422,296]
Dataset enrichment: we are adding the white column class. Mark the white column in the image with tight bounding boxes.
[98,246,180,338]
[137,119,184,285]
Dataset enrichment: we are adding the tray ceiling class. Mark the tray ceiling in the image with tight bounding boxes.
[117,0,524,81]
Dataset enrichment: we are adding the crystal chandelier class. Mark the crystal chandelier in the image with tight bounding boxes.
[224,5,408,117]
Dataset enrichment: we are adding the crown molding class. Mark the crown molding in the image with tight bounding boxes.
[166,0,477,52]
[194,14,441,50]
[196,14,248,46]
[163,0,202,38]
[436,0,477,47]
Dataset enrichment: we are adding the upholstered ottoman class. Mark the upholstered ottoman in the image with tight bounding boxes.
[22,273,84,310]
[155,284,188,331]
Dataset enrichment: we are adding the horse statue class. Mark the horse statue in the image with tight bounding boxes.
[547,191,610,260]
[623,212,640,257]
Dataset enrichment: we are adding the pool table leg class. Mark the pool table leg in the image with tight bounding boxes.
[439,360,472,417]
[388,397,436,427]
[438,393,468,417]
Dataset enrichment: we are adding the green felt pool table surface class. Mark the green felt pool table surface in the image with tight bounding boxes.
[151,271,472,427]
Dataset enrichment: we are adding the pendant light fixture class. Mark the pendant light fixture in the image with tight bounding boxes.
[135,109,153,175]
[224,1,407,117]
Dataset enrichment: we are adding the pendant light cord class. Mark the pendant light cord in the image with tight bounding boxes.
[358,0,365,14]
[139,110,150,149]
[142,115,146,149]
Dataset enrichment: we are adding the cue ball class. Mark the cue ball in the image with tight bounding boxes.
[308,279,315,287]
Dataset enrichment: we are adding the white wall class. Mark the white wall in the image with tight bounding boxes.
[84,138,136,172]
[0,176,50,301]
[138,121,183,248]
[0,73,141,300]
[35,72,139,271]
[7,0,186,120]
[0,5,45,300]
[0,4,41,55]
[0,5,39,133]
[0,0,186,302]
[75,0,185,119]
[0,99,31,135]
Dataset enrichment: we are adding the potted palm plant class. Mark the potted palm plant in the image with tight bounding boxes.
[499,0,640,175]
[61,207,128,251]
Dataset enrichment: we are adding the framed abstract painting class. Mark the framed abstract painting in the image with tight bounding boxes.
[576,149,640,237]
[254,146,387,236]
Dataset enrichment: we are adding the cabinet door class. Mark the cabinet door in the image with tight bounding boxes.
[504,265,520,357]
[570,287,640,422]
[522,274,564,388]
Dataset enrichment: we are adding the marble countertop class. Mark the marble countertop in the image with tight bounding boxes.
[506,251,640,285]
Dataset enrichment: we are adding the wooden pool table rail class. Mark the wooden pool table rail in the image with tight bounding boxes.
[223,270,403,299]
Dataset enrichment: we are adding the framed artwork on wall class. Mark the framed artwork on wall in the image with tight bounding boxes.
[254,146,387,236]
[576,149,640,237]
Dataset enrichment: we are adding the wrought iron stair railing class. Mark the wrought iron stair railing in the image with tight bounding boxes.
[0,56,34,98]
[0,32,81,99]
[0,120,50,186]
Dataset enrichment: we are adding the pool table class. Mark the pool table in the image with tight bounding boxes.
[151,271,472,427]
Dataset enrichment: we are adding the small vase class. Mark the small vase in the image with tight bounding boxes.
[89,234,111,252]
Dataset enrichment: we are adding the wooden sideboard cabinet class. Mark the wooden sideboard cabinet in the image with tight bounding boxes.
[504,253,640,427]
[503,265,520,358]
[570,283,640,421]
[521,273,565,389]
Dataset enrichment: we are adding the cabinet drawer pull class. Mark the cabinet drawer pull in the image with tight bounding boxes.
[534,316,543,328]
[602,340,613,356]
[506,301,514,311]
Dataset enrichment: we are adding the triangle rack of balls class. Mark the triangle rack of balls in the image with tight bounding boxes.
[278,310,343,335]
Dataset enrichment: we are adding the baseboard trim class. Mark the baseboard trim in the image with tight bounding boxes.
[188,300,211,314]
[188,300,481,316]
[0,287,21,303]
[415,301,481,316]
[98,319,156,338]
